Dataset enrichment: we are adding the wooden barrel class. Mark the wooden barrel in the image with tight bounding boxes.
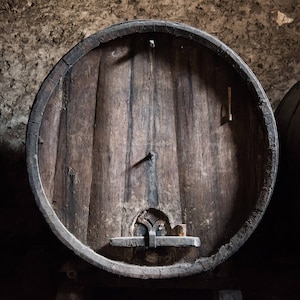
[276,82,300,188]
[275,82,300,218]
[26,20,278,279]
[272,82,300,253]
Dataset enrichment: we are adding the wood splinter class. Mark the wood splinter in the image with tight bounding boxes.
[228,86,233,122]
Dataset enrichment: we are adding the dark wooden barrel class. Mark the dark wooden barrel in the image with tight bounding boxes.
[272,82,300,254]
[276,82,300,186]
[26,20,278,279]
[275,82,300,216]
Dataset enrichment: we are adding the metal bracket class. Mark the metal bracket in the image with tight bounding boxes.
[110,212,200,249]
[110,235,201,248]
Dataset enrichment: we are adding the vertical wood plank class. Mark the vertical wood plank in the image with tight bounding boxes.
[121,37,154,231]
[87,40,132,249]
[151,35,183,228]
[50,49,100,243]
[171,39,240,255]
[38,81,63,205]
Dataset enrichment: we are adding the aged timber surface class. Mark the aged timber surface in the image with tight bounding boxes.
[37,32,268,260]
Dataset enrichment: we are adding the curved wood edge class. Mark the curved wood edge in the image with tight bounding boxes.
[275,81,300,142]
[26,19,279,279]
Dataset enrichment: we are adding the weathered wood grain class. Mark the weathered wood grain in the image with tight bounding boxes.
[87,40,132,249]
[39,33,267,254]
[39,49,100,243]
[27,20,278,278]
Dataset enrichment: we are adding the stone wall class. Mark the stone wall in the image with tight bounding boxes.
[0,0,299,150]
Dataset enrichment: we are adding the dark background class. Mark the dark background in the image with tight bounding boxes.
[1,132,300,299]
